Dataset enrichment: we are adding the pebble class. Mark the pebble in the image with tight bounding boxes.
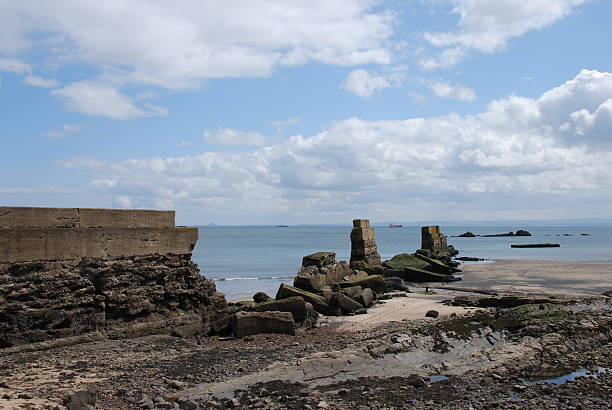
[317,401,329,408]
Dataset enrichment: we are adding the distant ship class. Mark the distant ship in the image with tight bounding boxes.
[275,224,289,228]
[388,223,403,228]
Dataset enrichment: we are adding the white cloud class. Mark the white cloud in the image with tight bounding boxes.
[23,75,59,88]
[422,0,587,68]
[342,69,403,98]
[428,80,477,102]
[3,1,395,89]
[51,81,168,120]
[43,123,83,138]
[0,57,30,73]
[203,128,269,146]
[58,70,612,221]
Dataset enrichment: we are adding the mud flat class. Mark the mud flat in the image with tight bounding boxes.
[459,259,612,296]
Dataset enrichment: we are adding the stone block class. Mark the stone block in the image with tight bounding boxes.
[232,311,295,338]
[353,219,370,228]
[0,229,47,263]
[7,207,80,228]
[330,292,363,314]
[302,251,336,268]
[276,283,329,313]
[350,227,375,242]
[79,208,135,228]
[134,210,175,228]
[253,296,308,322]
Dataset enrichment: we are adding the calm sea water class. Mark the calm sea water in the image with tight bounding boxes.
[191,225,612,300]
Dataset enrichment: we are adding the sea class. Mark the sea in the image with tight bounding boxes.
[191,225,612,300]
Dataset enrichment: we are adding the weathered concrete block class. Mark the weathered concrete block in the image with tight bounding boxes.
[276,283,329,313]
[79,208,134,228]
[350,228,375,242]
[330,292,363,314]
[353,219,370,228]
[0,227,198,263]
[6,207,80,228]
[134,210,175,228]
[253,296,309,322]
[302,252,336,268]
[232,311,295,337]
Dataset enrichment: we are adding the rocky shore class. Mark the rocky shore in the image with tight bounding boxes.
[1,291,610,409]
[1,209,611,409]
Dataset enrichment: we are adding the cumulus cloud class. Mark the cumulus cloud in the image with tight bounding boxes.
[203,128,269,146]
[421,0,587,68]
[23,75,59,88]
[57,70,612,221]
[428,80,477,102]
[3,1,395,89]
[51,81,168,120]
[43,123,83,138]
[0,57,30,73]
[342,69,403,97]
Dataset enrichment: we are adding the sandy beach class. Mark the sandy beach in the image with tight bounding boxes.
[459,259,612,295]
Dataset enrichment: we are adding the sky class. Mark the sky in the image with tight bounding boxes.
[1,0,611,225]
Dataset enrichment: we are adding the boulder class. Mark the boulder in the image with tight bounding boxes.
[337,275,387,293]
[340,285,363,300]
[252,296,309,322]
[383,253,429,271]
[384,277,410,291]
[425,310,439,318]
[330,292,364,314]
[355,288,374,307]
[302,252,336,268]
[253,292,272,304]
[293,261,354,293]
[413,253,461,274]
[515,230,532,236]
[232,311,295,338]
[275,283,329,313]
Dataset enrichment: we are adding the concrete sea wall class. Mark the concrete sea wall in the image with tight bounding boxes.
[0,207,227,348]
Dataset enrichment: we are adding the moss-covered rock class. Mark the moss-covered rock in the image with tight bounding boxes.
[275,283,328,313]
[383,254,429,271]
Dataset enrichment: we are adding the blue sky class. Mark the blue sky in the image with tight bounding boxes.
[1,0,611,225]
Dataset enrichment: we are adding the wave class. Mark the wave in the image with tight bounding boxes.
[214,276,294,282]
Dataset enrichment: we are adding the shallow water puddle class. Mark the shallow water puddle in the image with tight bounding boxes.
[428,375,449,382]
[519,367,610,385]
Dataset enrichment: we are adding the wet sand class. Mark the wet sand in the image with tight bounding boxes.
[459,259,612,295]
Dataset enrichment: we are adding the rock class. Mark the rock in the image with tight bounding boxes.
[337,275,386,293]
[276,284,329,313]
[384,277,410,291]
[302,252,336,268]
[17,393,34,399]
[177,398,200,410]
[293,261,354,293]
[253,292,272,304]
[330,292,364,314]
[232,311,295,338]
[167,380,184,390]
[383,254,429,270]
[355,288,374,307]
[317,400,330,408]
[515,229,532,236]
[413,253,461,274]
[425,310,439,318]
[340,285,362,300]
[455,231,476,237]
[252,296,309,323]
[65,390,96,410]
[455,257,485,261]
